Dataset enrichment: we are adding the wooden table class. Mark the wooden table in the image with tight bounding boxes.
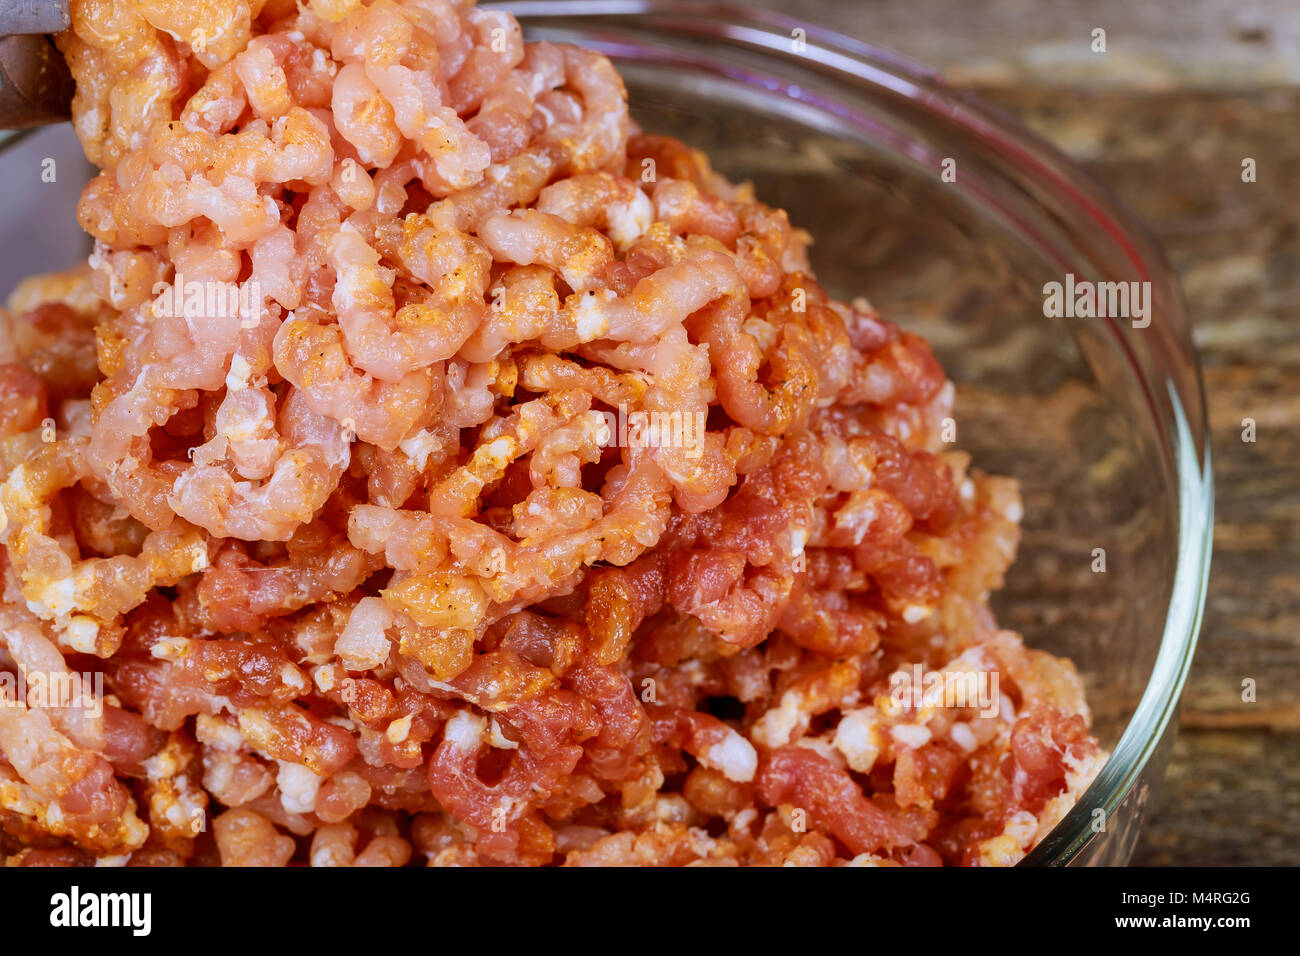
[989,86,1300,866]
[732,0,1300,865]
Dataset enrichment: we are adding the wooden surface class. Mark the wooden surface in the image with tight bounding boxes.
[987,86,1300,866]
[730,0,1300,865]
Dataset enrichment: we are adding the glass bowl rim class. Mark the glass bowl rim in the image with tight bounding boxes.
[492,0,1215,865]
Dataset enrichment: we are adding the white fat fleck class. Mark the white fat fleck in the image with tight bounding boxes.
[606,189,653,248]
[1003,500,1024,523]
[789,527,809,557]
[720,808,754,835]
[572,290,613,341]
[482,436,516,468]
[397,430,440,469]
[833,495,877,545]
[901,604,931,624]
[313,665,337,694]
[195,714,243,751]
[1005,809,1038,847]
[63,616,100,655]
[151,637,192,661]
[280,663,309,694]
[749,689,805,750]
[701,730,758,783]
[892,723,932,749]
[792,735,842,764]
[978,833,1025,866]
[142,747,181,783]
[959,478,975,501]
[876,690,905,721]
[678,659,707,683]
[311,842,352,868]
[4,466,34,511]
[443,710,487,751]
[127,814,153,848]
[949,721,978,753]
[487,716,519,750]
[741,318,778,354]
[385,714,413,745]
[225,353,253,393]
[94,853,133,867]
[652,794,693,823]
[999,693,1016,723]
[187,540,210,574]
[31,576,76,618]
[1064,748,1108,792]
[277,761,323,814]
[833,707,884,773]
[162,786,203,831]
[335,597,393,672]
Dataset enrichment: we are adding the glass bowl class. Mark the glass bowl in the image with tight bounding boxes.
[488,0,1214,865]
[0,1,1213,866]
[0,124,95,295]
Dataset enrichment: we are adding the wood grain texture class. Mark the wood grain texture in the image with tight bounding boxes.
[734,0,1300,89]
[973,86,1300,865]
